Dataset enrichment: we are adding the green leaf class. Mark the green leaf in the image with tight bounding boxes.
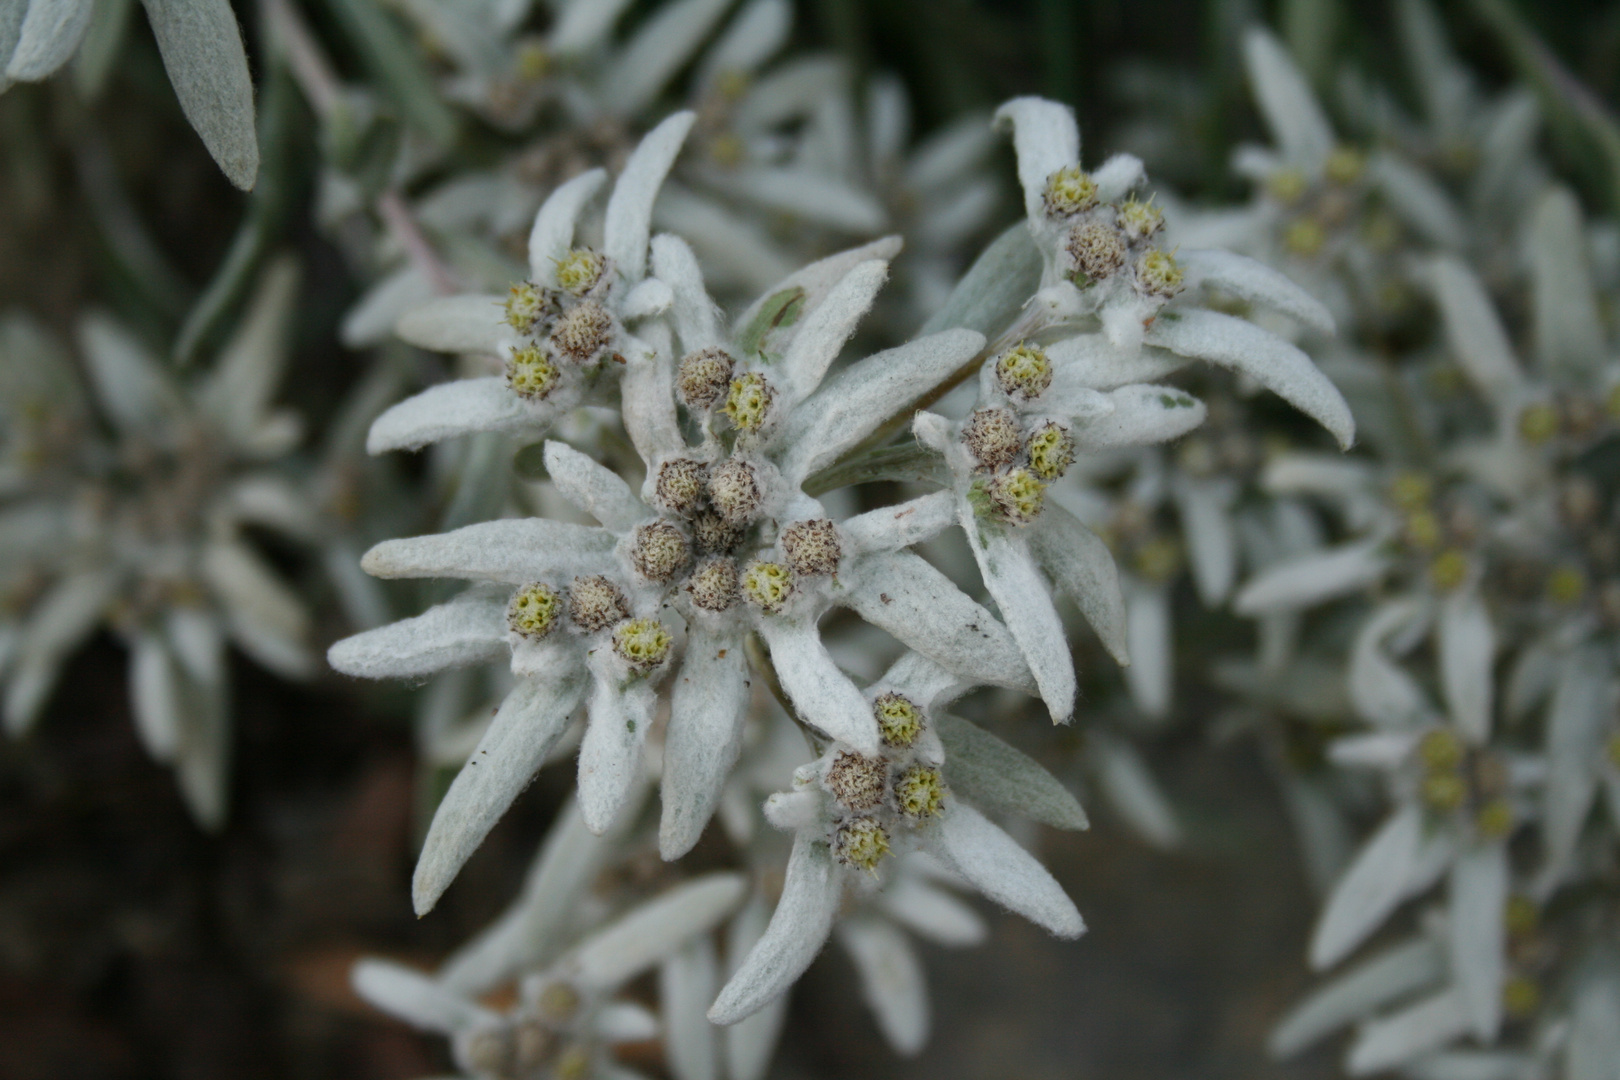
[173,61,303,366]
[140,0,259,190]
[735,286,805,360]
[321,0,458,150]
[72,0,133,99]
[936,712,1089,831]
[802,440,944,497]
[919,221,1043,339]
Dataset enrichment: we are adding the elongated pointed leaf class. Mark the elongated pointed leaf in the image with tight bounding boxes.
[573,873,746,991]
[141,0,259,190]
[1030,505,1129,665]
[661,630,750,859]
[936,712,1087,830]
[932,802,1083,938]
[413,662,587,914]
[1311,805,1424,970]
[367,377,556,453]
[709,836,841,1024]
[1146,308,1353,449]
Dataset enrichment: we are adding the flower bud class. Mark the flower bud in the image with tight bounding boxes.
[548,300,613,363]
[1116,197,1164,242]
[994,344,1053,401]
[554,248,606,294]
[707,459,762,525]
[985,467,1047,525]
[505,281,554,334]
[874,693,924,748]
[1135,248,1184,298]
[963,407,1022,470]
[687,556,739,612]
[692,509,745,555]
[655,458,709,516]
[826,750,887,811]
[724,372,774,433]
[568,575,631,632]
[677,348,735,410]
[742,559,794,613]
[833,816,891,872]
[781,518,841,577]
[895,765,947,820]
[1066,222,1127,282]
[631,521,691,583]
[1027,421,1075,480]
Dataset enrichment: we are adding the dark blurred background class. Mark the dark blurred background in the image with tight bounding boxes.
[3,1,1617,1077]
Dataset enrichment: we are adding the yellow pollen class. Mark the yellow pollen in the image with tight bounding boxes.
[895,765,947,820]
[742,560,794,613]
[995,344,1053,400]
[554,248,605,294]
[1430,549,1469,592]
[508,583,561,639]
[724,373,773,433]
[1547,564,1587,606]
[1518,403,1559,444]
[1043,166,1098,217]
[612,617,672,673]
[506,344,559,400]
[873,693,924,748]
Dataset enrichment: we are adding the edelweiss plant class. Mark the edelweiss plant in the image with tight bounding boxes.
[323,77,1361,1072]
[0,261,315,827]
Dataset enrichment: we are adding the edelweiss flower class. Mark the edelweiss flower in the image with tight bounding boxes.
[366,112,695,454]
[995,95,1352,443]
[331,237,1037,911]
[353,873,745,1080]
[708,652,1086,1027]
[0,262,315,828]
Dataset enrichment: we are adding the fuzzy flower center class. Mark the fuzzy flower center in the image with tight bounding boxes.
[742,560,794,613]
[506,344,560,400]
[895,765,947,820]
[554,248,606,294]
[833,816,891,872]
[994,344,1053,401]
[724,373,774,433]
[874,693,924,748]
[781,518,841,577]
[1043,166,1098,218]
[1027,421,1075,480]
[508,583,561,638]
[612,617,672,672]
[568,575,630,633]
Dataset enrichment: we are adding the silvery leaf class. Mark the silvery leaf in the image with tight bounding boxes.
[361,518,616,584]
[1347,989,1470,1076]
[1438,587,1494,745]
[660,937,718,1080]
[963,522,1073,722]
[837,916,929,1055]
[140,0,259,190]
[603,111,696,283]
[529,168,607,282]
[1242,27,1333,170]
[1145,308,1354,450]
[572,873,746,991]
[1270,938,1445,1058]
[660,629,750,859]
[1093,733,1181,849]
[843,550,1036,695]
[6,0,91,81]
[327,587,508,680]
[367,377,555,453]
[992,96,1079,223]
[935,711,1088,831]
[352,958,496,1033]
[1029,504,1129,665]
[931,802,1084,938]
[1181,249,1335,335]
[1529,188,1604,372]
[709,835,841,1024]
[1448,843,1506,1040]
[394,295,509,355]
[1311,805,1425,970]
[875,873,987,947]
[413,660,587,914]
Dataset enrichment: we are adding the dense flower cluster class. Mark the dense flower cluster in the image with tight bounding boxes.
[6,0,1620,1077]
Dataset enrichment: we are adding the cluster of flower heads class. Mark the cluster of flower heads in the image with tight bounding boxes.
[1111,13,1620,1080]
[317,42,1367,1066]
[16,0,1620,1074]
[0,262,330,829]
